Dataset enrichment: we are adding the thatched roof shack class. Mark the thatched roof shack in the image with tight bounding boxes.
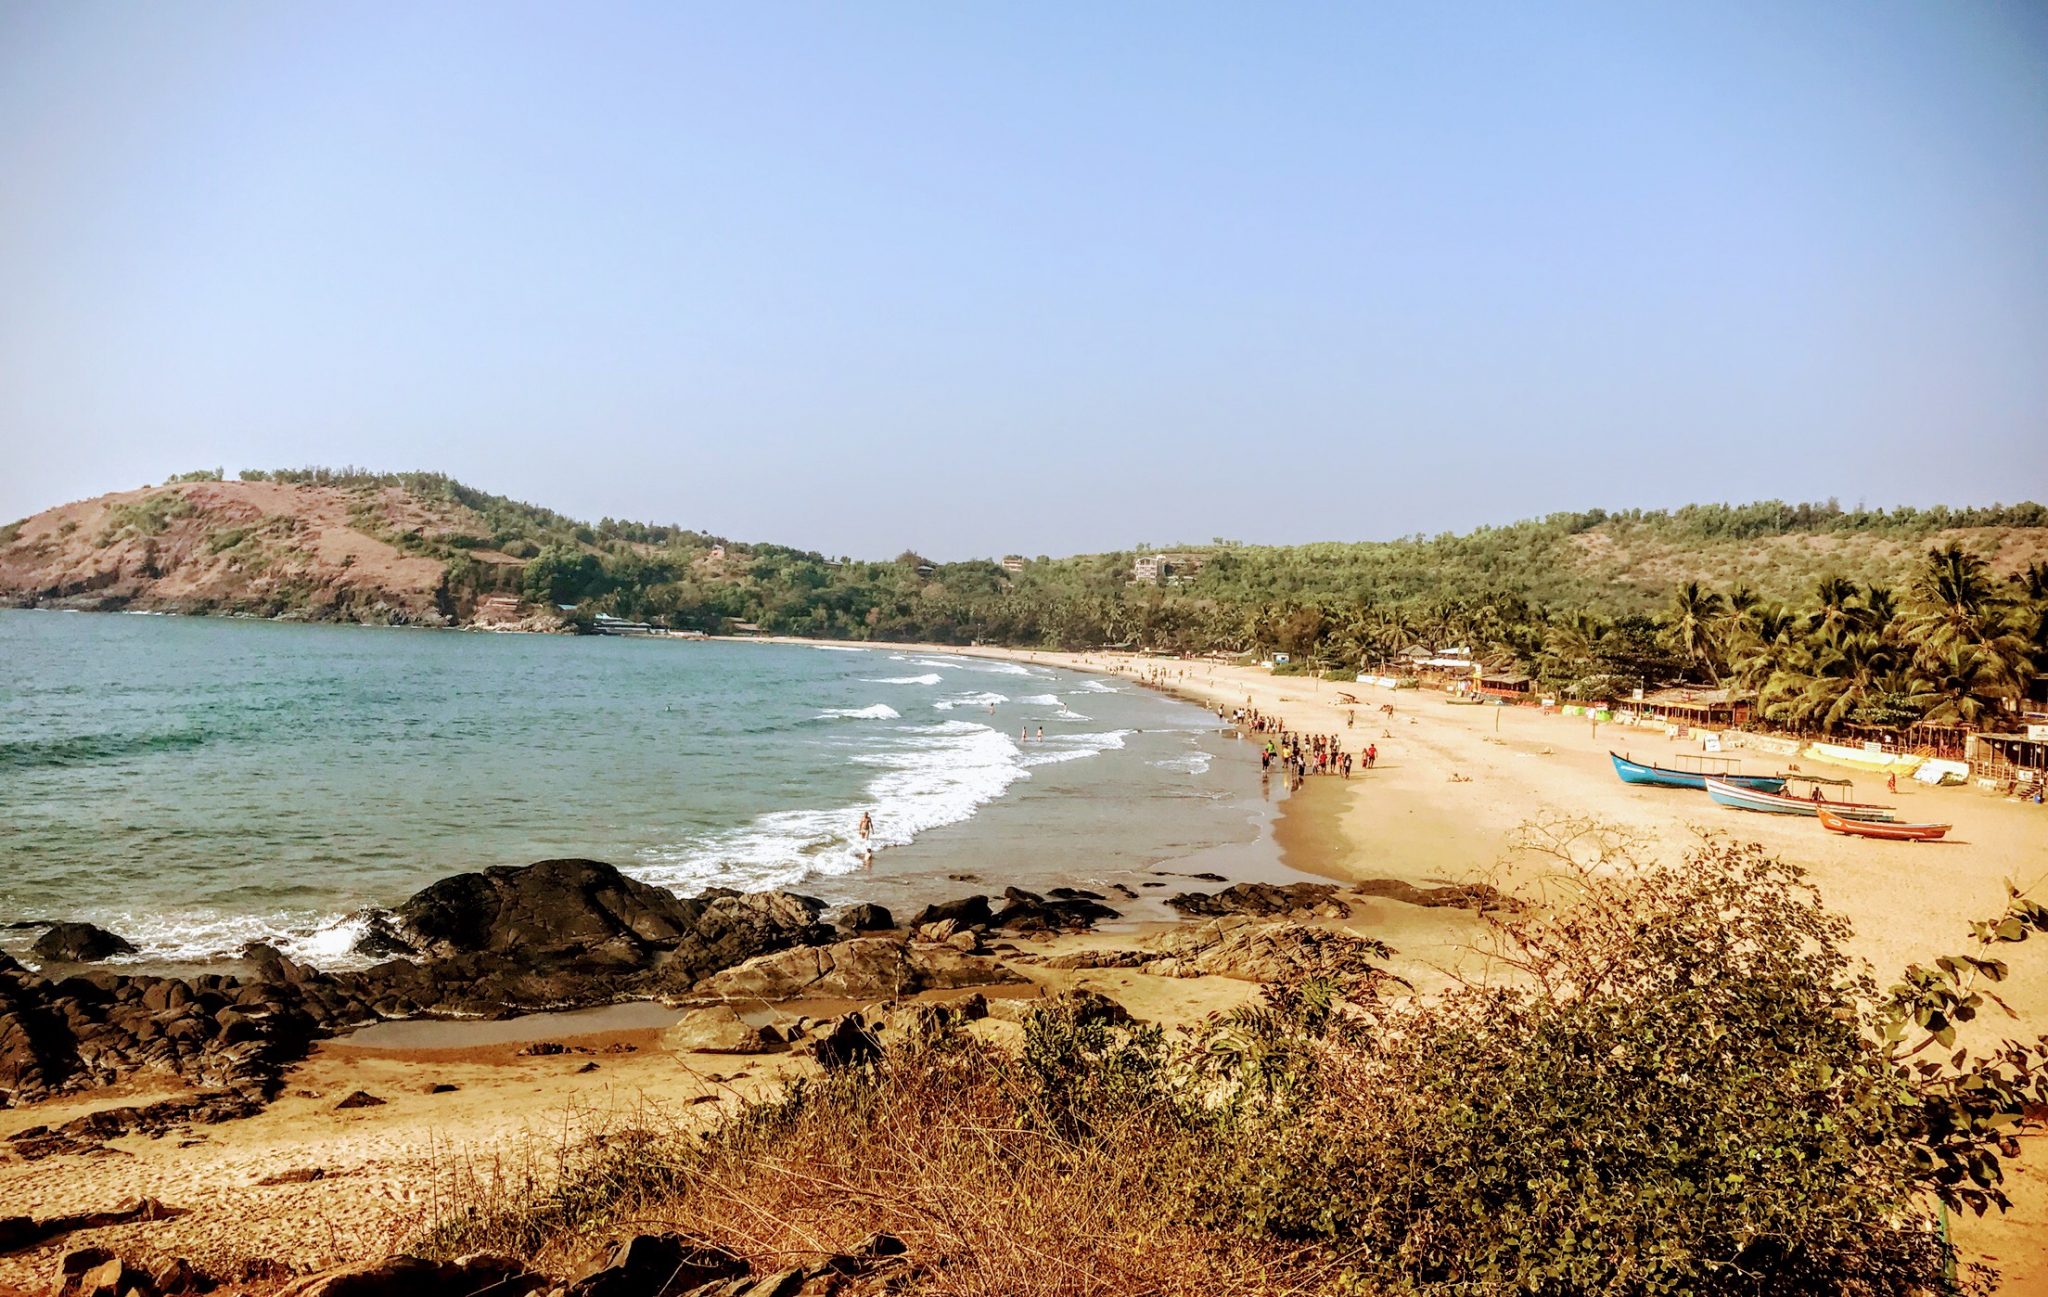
[1637,686,1752,728]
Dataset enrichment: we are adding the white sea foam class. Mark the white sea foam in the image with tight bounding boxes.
[1075,679,1121,693]
[1017,694,1061,707]
[866,673,944,686]
[815,703,901,720]
[1054,707,1093,721]
[933,691,1008,710]
[1152,751,1214,775]
[1020,729,1133,767]
[632,720,1028,894]
[26,906,394,972]
[812,645,870,653]
[910,656,1037,677]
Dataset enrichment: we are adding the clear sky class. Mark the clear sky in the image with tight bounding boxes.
[2,3,2043,559]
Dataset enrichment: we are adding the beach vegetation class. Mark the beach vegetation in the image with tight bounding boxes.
[94,491,197,545]
[414,830,2048,1295]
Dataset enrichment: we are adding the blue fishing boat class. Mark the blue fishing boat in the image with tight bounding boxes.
[1609,752,1786,793]
[1704,776,1896,821]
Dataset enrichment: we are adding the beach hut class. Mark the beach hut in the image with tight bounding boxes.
[1966,730,2048,792]
[1635,686,1753,730]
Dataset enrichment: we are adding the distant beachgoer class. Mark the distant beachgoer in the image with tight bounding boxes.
[1886,772,1897,794]
[858,811,872,840]
[863,849,874,870]
[1037,726,1045,742]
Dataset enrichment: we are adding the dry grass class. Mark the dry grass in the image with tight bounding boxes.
[411,1031,1317,1296]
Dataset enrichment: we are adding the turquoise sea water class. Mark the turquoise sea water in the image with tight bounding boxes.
[0,610,1276,967]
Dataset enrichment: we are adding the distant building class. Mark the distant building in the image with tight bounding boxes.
[1001,555,1027,573]
[473,594,525,624]
[708,545,726,560]
[1130,552,1205,585]
[591,613,657,637]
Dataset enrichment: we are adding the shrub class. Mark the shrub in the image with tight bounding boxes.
[413,827,2048,1295]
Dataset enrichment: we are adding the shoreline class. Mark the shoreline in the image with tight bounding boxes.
[8,628,2048,1288]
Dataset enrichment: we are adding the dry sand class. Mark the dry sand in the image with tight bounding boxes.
[6,639,2048,1290]
[1010,648,2048,1291]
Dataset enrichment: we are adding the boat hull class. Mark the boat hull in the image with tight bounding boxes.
[1609,752,1786,794]
[1818,807,1950,841]
[1704,777,1896,821]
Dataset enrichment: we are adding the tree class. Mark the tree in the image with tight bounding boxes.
[1660,580,1728,684]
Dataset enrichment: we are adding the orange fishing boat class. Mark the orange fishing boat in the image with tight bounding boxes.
[1817,806,1951,842]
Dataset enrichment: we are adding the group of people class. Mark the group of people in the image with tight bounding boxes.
[1220,704,1381,791]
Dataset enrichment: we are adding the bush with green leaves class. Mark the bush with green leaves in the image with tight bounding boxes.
[1178,821,2048,1294]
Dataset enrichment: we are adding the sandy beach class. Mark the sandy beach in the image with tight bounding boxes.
[6,638,2048,1291]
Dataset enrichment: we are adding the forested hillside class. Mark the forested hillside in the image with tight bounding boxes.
[5,470,2046,729]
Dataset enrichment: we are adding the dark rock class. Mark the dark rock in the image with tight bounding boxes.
[346,910,416,959]
[905,895,991,931]
[31,924,137,964]
[569,1233,746,1297]
[0,1214,34,1251]
[515,1042,570,1056]
[256,1167,326,1185]
[989,887,1119,934]
[576,1061,600,1073]
[50,1248,118,1297]
[150,1257,212,1295]
[1165,882,1349,919]
[835,903,894,933]
[277,1255,546,1297]
[333,1090,384,1110]
[425,1082,460,1094]
[397,859,702,963]
[811,1014,881,1070]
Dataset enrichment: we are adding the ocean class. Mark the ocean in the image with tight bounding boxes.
[0,610,1280,969]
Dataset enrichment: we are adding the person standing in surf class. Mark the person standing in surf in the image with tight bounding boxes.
[858,810,873,841]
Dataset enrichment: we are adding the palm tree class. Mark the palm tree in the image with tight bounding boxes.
[1662,581,1728,684]
[1907,543,2004,650]
[1808,575,1861,639]
[1904,641,2020,727]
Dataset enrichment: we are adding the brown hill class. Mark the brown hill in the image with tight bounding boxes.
[0,480,526,623]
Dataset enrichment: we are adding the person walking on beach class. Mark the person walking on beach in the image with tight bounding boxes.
[858,811,872,840]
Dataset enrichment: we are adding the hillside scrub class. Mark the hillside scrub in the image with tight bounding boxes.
[6,473,2044,735]
[414,830,2048,1296]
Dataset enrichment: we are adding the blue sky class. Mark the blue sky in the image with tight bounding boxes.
[2,2,2043,558]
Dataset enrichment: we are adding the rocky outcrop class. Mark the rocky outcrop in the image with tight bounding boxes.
[906,895,992,931]
[397,859,702,963]
[331,866,836,1017]
[1352,878,1515,911]
[1165,882,1350,919]
[689,938,1021,1004]
[0,948,359,1111]
[1,862,839,1110]
[1140,917,1393,984]
[989,887,1119,933]
[662,1006,780,1055]
[835,903,894,933]
[29,924,138,964]
[275,1253,546,1297]
[904,888,1118,937]
[565,1231,908,1297]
